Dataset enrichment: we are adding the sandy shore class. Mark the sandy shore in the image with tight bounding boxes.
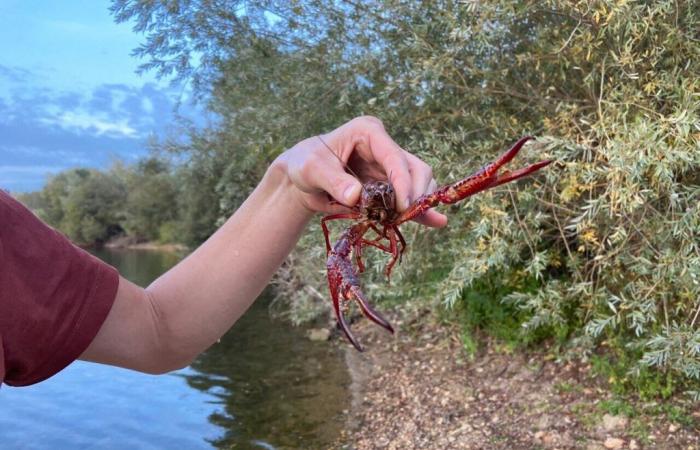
[104,235,187,253]
[331,309,699,450]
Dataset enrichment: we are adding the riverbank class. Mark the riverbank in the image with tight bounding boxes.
[332,308,699,450]
[103,235,187,253]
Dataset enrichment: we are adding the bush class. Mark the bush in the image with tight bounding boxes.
[35,168,127,245]
[304,0,699,391]
[113,0,699,390]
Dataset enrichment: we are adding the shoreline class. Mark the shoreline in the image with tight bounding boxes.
[332,309,699,449]
[102,235,188,253]
[104,241,188,253]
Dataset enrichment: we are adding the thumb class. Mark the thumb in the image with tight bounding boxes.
[339,177,362,206]
[311,157,363,207]
[327,172,362,207]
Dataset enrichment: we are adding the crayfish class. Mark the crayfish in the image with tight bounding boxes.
[322,136,552,351]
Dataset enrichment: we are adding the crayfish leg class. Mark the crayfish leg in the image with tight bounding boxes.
[361,239,391,253]
[353,240,365,273]
[321,212,362,254]
[383,226,401,281]
[394,225,406,262]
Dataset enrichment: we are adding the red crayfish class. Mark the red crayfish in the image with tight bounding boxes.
[321,136,552,351]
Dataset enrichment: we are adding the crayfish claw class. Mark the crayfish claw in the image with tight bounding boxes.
[493,135,535,167]
[493,158,553,186]
[351,286,395,334]
[334,301,364,351]
[326,222,396,351]
[488,136,553,187]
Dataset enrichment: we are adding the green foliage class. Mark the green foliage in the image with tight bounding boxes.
[597,398,637,418]
[453,272,546,352]
[591,350,677,400]
[122,158,178,241]
[32,168,127,245]
[157,221,179,244]
[20,160,184,247]
[174,152,225,247]
[112,0,700,391]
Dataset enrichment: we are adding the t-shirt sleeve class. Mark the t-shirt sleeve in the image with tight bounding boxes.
[0,190,119,386]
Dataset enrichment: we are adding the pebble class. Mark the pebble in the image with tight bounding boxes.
[586,444,605,450]
[307,328,330,341]
[604,437,624,449]
[536,415,552,430]
[601,414,628,431]
[339,315,698,450]
[534,430,560,447]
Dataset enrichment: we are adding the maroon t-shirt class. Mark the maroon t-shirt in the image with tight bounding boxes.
[0,190,119,386]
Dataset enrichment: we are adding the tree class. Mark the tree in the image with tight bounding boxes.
[111,0,700,390]
[40,168,127,245]
[122,157,178,241]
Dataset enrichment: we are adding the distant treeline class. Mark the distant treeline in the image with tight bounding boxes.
[21,0,700,394]
[17,158,203,247]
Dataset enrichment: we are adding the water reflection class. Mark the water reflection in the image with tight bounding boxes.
[182,293,349,449]
[97,247,351,449]
[91,247,183,287]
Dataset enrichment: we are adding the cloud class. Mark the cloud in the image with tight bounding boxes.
[41,111,139,138]
[0,64,202,191]
[0,64,191,138]
[0,65,36,84]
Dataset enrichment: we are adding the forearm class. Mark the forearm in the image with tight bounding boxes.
[146,160,312,363]
[81,159,313,373]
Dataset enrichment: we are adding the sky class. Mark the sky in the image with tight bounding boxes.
[0,0,201,192]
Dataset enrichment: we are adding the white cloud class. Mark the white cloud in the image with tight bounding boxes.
[41,110,139,138]
[141,97,154,114]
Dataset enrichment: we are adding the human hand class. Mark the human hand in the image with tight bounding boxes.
[274,116,447,228]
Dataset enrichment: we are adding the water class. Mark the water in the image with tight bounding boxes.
[0,248,350,449]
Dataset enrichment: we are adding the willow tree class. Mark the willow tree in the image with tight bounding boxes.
[112,0,699,392]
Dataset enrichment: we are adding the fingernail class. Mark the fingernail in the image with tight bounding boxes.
[344,184,360,204]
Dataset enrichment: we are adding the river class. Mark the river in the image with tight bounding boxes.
[0,248,350,449]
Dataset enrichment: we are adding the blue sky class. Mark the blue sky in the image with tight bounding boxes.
[0,0,200,192]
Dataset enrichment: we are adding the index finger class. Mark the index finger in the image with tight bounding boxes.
[350,118,413,211]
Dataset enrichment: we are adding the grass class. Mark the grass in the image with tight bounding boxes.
[440,270,572,361]
[554,381,582,394]
[589,350,677,400]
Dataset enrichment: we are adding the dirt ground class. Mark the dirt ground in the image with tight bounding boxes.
[330,310,700,450]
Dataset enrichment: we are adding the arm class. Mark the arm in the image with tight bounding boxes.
[79,116,446,374]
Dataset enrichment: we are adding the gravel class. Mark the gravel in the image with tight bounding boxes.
[329,310,700,450]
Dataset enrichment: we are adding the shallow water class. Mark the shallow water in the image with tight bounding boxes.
[0,248,349,449]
